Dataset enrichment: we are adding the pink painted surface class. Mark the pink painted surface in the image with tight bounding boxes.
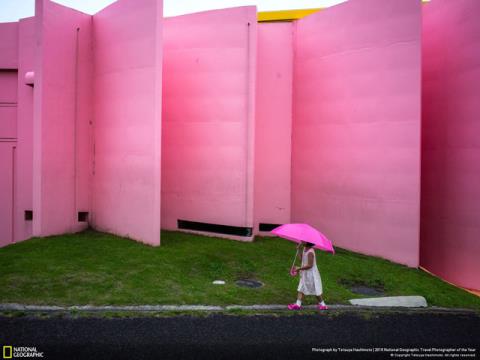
[92,0,162,246]
[162,7,257,240]
[0,142,15,246]
[0,71,17,139]
[14,17,36,243]
[0,22,18,69]
[292,0,421,267]
[421,0,480,290]
[32,0,92,236]
[254,23,293,234]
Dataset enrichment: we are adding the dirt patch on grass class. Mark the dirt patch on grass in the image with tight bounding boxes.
[338,278,385,296]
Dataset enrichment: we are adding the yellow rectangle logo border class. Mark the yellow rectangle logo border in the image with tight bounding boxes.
[3,345,13,359]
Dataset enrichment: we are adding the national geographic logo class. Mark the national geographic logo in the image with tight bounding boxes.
[3,346,12,359]
[3,346,44,358]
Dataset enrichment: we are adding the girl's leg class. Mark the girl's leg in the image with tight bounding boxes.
[296,292,304,306]
[316,294,327,309]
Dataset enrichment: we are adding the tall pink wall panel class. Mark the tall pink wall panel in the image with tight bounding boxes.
[421,0,480,290]
[254,22,293,234]
[14,17,36,243]
[0,22,18,69]
[92,0,162,246]
[0,142,15,246]
[32,0,92,236]
[162,7,257,240]
[292,0,421,267]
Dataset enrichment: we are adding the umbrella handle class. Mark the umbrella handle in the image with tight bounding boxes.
[290,248,300,276]
[291,248,299,268]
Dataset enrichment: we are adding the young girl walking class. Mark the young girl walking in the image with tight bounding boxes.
[288,241,328,310]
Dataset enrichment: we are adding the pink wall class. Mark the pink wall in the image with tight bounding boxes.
[92,0,163,246]
[0,70,17,139]
[0,22,18,69]
[421,0,480,290]
[254,22,293,234]
[0,23,18,246]
[14,17,36,243]
[0,142,15,247]
[292,0,422,267]
[32,0,92,236]
[162,7,257,240]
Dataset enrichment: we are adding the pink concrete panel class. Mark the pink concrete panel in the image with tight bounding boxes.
[292,0,421,267]
[32,0,93,236]
[162,7,257,240]
[254,22,293,234]
[0,71,18,139]
[0,70,18,102]
[0,142,15,247]
[92,0,162,246]
[421,0,480,290]
[0,22,18,69]
[14,17,36,243]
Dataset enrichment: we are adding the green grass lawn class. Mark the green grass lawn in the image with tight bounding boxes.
[0,230,479,309]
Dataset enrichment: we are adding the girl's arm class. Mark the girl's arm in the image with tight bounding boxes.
[297,252,314,271]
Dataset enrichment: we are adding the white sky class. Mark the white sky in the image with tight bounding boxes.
[0,0,347,23]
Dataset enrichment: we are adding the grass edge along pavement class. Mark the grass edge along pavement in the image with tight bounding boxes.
[0,230,479,310]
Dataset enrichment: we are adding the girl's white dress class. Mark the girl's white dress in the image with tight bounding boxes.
[297,248,323,296]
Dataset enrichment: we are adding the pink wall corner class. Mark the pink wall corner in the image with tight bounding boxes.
[162,7,257,241]
[92,0,163,246]
[254,22,293,235]
[14,17,36,243]
[32,0,93,237]
[292,0,422,267]
[0,22,18,69]
[421,0,480,290]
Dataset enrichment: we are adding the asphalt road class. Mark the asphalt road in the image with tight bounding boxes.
[1,311,479,360]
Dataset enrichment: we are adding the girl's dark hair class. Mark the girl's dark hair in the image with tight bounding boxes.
[304,242,315,248]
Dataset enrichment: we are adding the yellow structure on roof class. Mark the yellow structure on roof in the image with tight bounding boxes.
[257,8,322,22]
[258,1,430,23]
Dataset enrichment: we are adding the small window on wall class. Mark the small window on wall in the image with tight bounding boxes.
[24,210,33,221]
[259,223,282,232]
[78,212,89,222]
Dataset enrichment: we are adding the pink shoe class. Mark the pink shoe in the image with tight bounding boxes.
[288,304,301,310]
[317,304,328,310]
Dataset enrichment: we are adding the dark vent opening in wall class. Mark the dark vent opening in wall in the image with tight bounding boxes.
[24,210,33,221]
[259,223,282,232]
[78,212,89,222]
[177,220,252,237]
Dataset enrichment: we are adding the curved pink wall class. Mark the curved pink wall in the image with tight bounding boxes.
[254,22,293,234]
[162,7,257,240]
[292,0,422,267]
[32,0,92,237]
[421,0,480,290]
[92,0,163,246]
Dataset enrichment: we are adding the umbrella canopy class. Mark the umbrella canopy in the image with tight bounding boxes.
[271,223,335,254]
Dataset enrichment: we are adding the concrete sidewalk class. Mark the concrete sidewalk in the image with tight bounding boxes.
[0,303,477,314]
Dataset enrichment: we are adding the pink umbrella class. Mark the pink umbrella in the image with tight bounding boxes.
[271,223,335,276]
[271,223,335,253]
